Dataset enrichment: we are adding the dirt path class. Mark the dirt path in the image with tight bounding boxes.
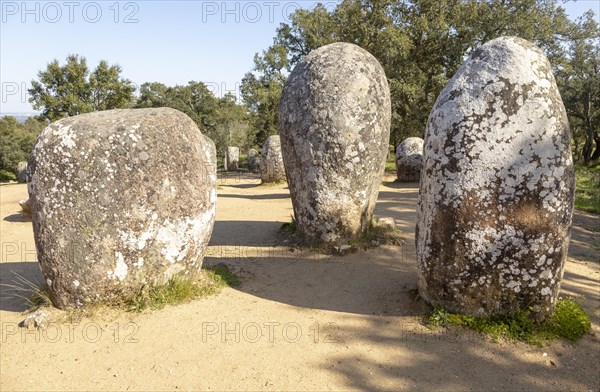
[1,175,599,391]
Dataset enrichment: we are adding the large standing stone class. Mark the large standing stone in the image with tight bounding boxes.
[279,42,391,245]
[27,108,217,309]
[395,137,424,182]
[247,149,260,173]
[260,135,286,183]
[416,37,574,320]
[225,147,239,171]
[16,161,28,183]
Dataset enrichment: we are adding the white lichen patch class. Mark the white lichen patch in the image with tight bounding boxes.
[108,252,128,281]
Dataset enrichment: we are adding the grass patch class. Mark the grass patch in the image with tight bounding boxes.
[6,266,240,316]
[124,266,239,312]
[348,218,403,249]
[280,215,297,234]
[428,297,591,345]
[575,164,600,214]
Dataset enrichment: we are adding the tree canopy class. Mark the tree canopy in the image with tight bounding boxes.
[29,55,135,121]
[0,116,47,175]
[136,81,250,156]
[241,0,599,163]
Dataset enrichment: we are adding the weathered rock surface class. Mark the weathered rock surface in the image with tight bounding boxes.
[28,108,217,309]
[260,135,286,183]
[416,36,574,320]
[16,161,27,183]
[248,149,260,173]
[225,147,239,171]
[279,42,391,245]
[395,137,424,182]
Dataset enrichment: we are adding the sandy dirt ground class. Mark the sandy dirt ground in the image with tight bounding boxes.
[1,173,599,391]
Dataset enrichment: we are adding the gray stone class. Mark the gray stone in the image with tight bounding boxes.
[333,244,356,255]
[377,217,396,230]
[19,198,31,216]
[279,42,391,246]
[20,309,50,330]
[248,149,260,173]
[28,108,217,309]
[225,146,239,171]
[416,37,574,320]
[16,161,27,183]
[260,135,286,183]
[395,138,424,182]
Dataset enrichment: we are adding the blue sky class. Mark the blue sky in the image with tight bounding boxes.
[1,0,598,114]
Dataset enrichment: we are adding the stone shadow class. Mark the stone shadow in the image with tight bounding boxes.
[0,261,44,312]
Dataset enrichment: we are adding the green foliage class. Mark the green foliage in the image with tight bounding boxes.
[29,55,135,121]
[428,298,591,345]
[556,12,600,164]
[575,164,600,213]
[136,82,250,157]
[0,169,16,182]
[240,45,288,147]
[546,296,592,341]
[247,0,595,156]
[385,147,396,172]
[0,115,47,174]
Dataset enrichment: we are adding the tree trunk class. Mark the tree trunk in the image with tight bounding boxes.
[590,131,600,162]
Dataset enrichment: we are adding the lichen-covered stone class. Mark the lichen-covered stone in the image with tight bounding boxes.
[16,161,27,183]
[395,137,424,182]
[416,36,574,320]
[248,149,260,173]
[225,147,239,171]
[260,135,285,183]
[279,42,391,245]
[27,108,217,309]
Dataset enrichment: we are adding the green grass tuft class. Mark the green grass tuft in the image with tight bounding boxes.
[125,268,239,312]
[348,217,403,249]
[208,264,241,288]
[545,296,592,342]
[427,297,591,345]
[280,215,297,234]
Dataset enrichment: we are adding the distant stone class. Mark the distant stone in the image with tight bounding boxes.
[19,199,31,216]
[260,135,286,183]
[279,42,391,245]
[28,108,217,309]
[16,161,27,183]
[225,147,239,171]
[416,37,574,321]
[248,149,260,173]
[395,138,424,182]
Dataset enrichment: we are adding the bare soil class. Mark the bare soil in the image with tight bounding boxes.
[1,173,599,391]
